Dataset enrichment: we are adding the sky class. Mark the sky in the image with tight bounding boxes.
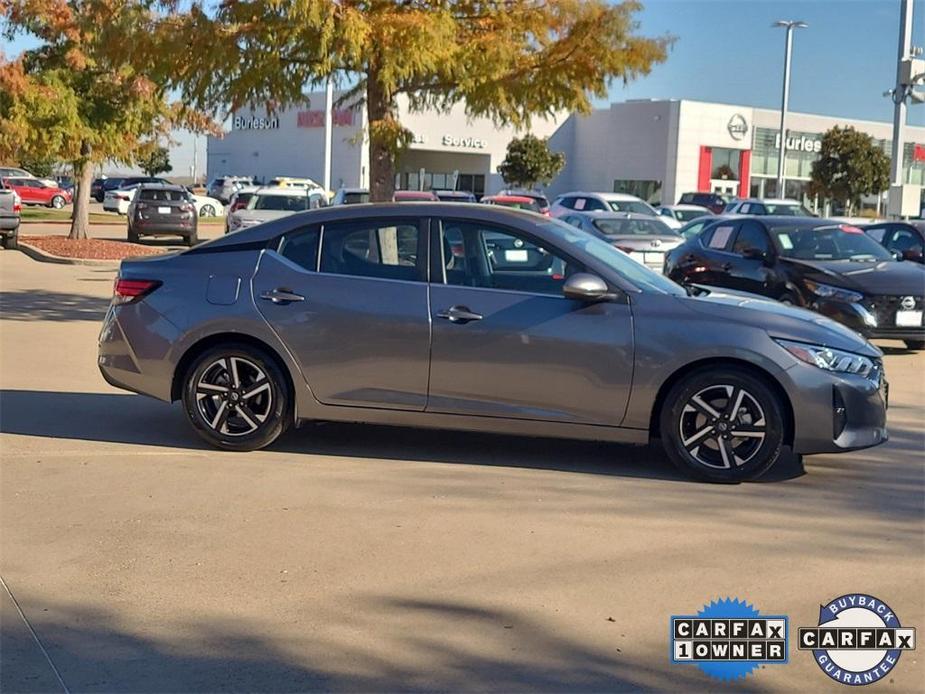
[3,0,924,177]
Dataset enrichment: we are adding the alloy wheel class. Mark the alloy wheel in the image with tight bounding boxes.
[195,356,273,436]
[678,384,766,469]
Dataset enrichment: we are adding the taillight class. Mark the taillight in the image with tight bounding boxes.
[180,203,195,213]
[112,278,161,304]
[13,201,21,213]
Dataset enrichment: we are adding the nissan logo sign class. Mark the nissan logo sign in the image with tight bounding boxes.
[727,114,749,141]
[900,296,916,310]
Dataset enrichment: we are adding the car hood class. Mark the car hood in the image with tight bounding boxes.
[232,210,297,223]
[679,288,881,357]
[782,258,925,295]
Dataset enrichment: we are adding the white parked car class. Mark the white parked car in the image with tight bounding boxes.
[190,194,224,217]
[226,186,326,233]
[207,176,254,204]
[331,187,370,205]
[103,184,141,214]
[550,192,659,219]
[656,204,712,229]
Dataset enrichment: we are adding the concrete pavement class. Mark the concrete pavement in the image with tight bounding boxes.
[1,249,923,692]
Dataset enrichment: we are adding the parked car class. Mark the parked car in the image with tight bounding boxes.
[1,177,72,209]
[550,192,658,218]
[97,177,127,202]
[331,188,370,205]
[226,187,326,233]
[91,177,117,202]
[677,192,731,215]
[664,217,925,350]
[189,194,224,218]
[207,176,254,203]
[657,204,712,227]
[393,190,439,202]
[99,204,888,483]
[0,179,21,249]
[0,166,33,179]
[724,198,815,217]
[224,187,259,232]
[498,190,551,215]
[268,176,323,191]
[433,190,477,203]
[103,177,171,213]
[863,221,924,264]
[481,194,544,213]
[126,183,198,246]
[559,211,683,272]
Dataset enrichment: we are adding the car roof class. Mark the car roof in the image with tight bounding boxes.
[737,198,801,205]
[255,186,322,196]
[484,195,535,203]
[573,210,662,220]
[136,182,185,190]
[664,204,710,210]
[560,191,643,201]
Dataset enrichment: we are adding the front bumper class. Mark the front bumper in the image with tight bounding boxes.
[787,360,888,455]
[811,296,924,341]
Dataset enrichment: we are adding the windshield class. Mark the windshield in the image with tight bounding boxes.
[766,202,814,216]
[675,209,709,222]
[772,224,894,261]
[540,219,685,295]
[593,218,677,236]
[607,200,654,215]
[251,195,312,212]
[493,199,541,212]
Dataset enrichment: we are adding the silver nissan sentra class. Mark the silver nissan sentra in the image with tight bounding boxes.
[98,203,888,482]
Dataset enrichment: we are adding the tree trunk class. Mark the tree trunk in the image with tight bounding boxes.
[366,78,397,202]
[69,145,93,240]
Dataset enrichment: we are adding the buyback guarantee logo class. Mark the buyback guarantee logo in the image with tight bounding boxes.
[670,598,788,682]
[799,594,916,686]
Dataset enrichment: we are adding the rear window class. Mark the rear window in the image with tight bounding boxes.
[343,191,370,204]
[765,202,814,216]
[607,200,653,215]
[253,194,312,211]
[139,189,188,202]
[675,208,708,222]
[593,218,676,236]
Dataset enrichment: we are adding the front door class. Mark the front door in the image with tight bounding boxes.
[426,219,634,426]
[723,220,779,297]
[253,217,432,410]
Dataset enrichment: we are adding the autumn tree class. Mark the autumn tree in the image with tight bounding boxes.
[498,134,565,190]
[144,0,671,201]
[0,1,214,239]
[809,126,890,215]
[136,145,172,177]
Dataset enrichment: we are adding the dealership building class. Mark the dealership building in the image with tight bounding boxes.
[208,92,925,209]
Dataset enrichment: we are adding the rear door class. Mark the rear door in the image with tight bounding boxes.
[677,220,738,288]
[426,218,633,425]
[253,216,432,410]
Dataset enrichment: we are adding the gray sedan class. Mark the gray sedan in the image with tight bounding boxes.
[98,204,887,482]
[558,211,684,271]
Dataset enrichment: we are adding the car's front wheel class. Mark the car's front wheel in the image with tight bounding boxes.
[660,367,785,482]
[199,204,215,217]
[50,195,66,209]
[182,344,290,451]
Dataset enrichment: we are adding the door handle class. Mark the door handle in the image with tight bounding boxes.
[260,288,305,304]
[436,305,483,323]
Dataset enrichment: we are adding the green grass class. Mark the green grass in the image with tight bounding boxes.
[20,208,224,224]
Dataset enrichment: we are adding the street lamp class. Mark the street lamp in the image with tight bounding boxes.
[773,20,807,199]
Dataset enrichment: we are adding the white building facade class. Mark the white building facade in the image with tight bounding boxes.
[208,95,925,210]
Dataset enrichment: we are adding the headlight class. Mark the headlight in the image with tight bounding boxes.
[804,280,863,303]
[775,338,876,380]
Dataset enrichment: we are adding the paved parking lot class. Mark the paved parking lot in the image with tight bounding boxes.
[1,249,922,692]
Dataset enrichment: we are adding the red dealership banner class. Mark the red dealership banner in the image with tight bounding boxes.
[297,109,355,128]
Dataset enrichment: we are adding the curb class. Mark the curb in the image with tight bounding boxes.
[21,219,125,227]
[17,241,120,267]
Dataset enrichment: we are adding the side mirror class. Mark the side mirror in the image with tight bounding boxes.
[903,249,923,262]
[562,273,617,302]
[891,250,904,261]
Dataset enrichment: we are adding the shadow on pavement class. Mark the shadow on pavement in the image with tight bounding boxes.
[0,290,111,322]
[1,591,728,693]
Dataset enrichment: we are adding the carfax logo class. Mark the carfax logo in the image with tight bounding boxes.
[670,597,788,681]
[799,594,916,686]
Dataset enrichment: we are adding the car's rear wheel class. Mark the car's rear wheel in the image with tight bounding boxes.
[50,195,65,209]
[182,344,290,451]
[186,231,198,246]
[904,340,925,351]
[1,229,18,250]
[660,367,785,483]
[199,204,215,217]
[128,227,140,244]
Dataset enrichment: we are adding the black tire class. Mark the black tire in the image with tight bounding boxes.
[1,228,18,250]
[186,231,198,246]
[659,367,785,483]
[50,195,65,209]
[904,340,925,351]
[127,226,140,244]
[182,343,290,451]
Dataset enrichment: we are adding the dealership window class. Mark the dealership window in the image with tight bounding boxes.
[710,148,741,180]
[398,172,485,196]
[612,179,662,204]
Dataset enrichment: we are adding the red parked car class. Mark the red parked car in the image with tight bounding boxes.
[393,190,439,202]
[481,194,545,214]
[1,177,72,209]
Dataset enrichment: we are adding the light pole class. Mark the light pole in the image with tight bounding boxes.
[773,20,807,199]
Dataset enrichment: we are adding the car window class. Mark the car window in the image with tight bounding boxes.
[679,194,694,204]
[139,189,187,202]
[885,228,923,256]
[593,218,677,236]
[732,221,771,255]
[252,195,312,212]
[320,219,422,282]
[771,224,894,260]
[278,227,321,271]
[703,224,736,251]
[438,221,582,296]
[864,225,887,243]
[765,203,812,216]
[607,200,652,214]
[585,198,609,211]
